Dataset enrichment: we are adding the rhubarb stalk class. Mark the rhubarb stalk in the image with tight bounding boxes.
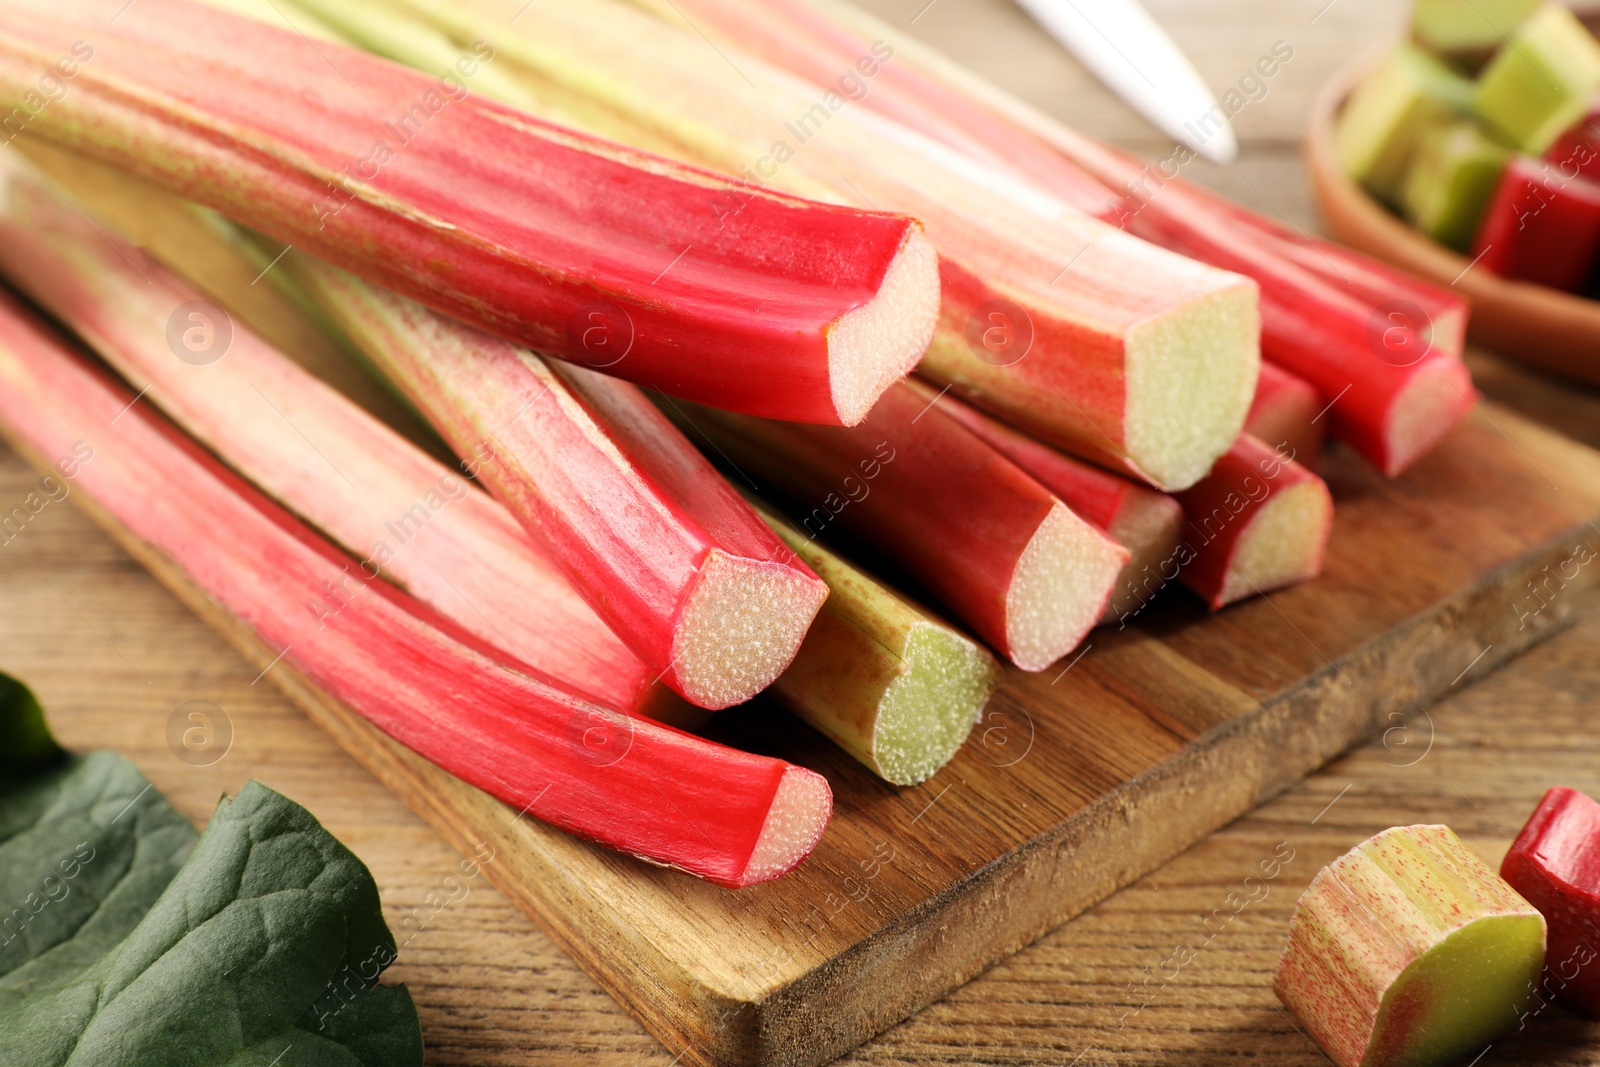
[1246,362,1327,470]
[0,0,939,426]
[668,381,1128,671]
[313,0,1261,492]
[285,254,829,710]
[935,396,1183,624]
[1174,435,1333,611]
[0,149,696,724]
[754,501,1001,785]
[0,290,832,887]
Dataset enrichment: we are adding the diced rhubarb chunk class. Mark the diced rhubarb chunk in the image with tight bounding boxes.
[1544,100,1600,181]
[1276,824,1547,1067]
[1336,46,1472,203]
[1473,155,1600,292]
[1473,3,1600,154]
[1401,120,1512,252]
[1412,0,1541,70]
[1501,787,1600,1018]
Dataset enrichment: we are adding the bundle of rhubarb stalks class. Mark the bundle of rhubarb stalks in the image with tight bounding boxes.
[0,0,1475,885]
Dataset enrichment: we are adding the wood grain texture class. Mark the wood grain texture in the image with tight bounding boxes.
[4,0,1600,1064]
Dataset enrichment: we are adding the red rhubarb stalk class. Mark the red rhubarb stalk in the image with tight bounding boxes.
[0,151,699,721]
[287,255,829,710]
[1501,787,1600,1018]
[669,381,1128,671]
[0,0,940,425]
[660,0,1475,476]
[935,396,1183,624]
[1246,362,1328,470]
[0,290,831,887]
[1174,434,1333,610]
[1198,193,1469,358]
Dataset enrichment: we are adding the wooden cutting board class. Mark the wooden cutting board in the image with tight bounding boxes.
[9,397,1599,1067]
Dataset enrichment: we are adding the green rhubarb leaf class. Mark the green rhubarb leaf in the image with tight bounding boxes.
[0,670,423,1066]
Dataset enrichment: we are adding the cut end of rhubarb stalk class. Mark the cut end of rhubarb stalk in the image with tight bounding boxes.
[672,550,830,709]
[872,620,998,785]
[1006,502,1128,671]
[1124,281,1262,491]
[1274,824,1546,1067]
[1104,494,1186,622]
[1215,479,1334,608]
[826,227,941,426]
[1381,357,1476,477]
[740,765,833,886]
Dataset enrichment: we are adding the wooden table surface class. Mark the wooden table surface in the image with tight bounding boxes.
[8,0,1600,1063]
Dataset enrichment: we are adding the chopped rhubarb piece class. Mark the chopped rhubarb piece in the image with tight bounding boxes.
[1336,46,1472,204]
[667,381,1127,671]
[1246,363,1327,470]
[936,396,1183,624]
[1175,435,1333,610]
[1501,787,1600,1018]
[287,256,828,711]
[756,503,1001,785]
[0,0,939,426]
[0,149,703,724]
[1401,120,1513,252]
[1544,100,1600,181]
[1473,155,1600,292]
[0,291,831,887]
[1275,824,1547,1067]
[1474,3,1600,154]
[1412,0,1540,71]
[329,0,1261,492]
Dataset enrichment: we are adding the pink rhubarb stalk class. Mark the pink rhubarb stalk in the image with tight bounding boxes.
[1501,787,1600,1018]
[670,381,1128,671]
[288,255,828,710]
[0,0,940,425]
[1174,435,1333,610]
[0,290,831,887]
[657,0,1476,477]
[936,395,1183,624]
[0,150,696,722]
[1246,362,1327,470]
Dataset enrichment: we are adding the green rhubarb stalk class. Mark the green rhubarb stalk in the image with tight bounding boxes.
[757,502,1001,786]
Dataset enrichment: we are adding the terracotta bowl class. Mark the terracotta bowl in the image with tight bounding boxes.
[1306,51,1600,386]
